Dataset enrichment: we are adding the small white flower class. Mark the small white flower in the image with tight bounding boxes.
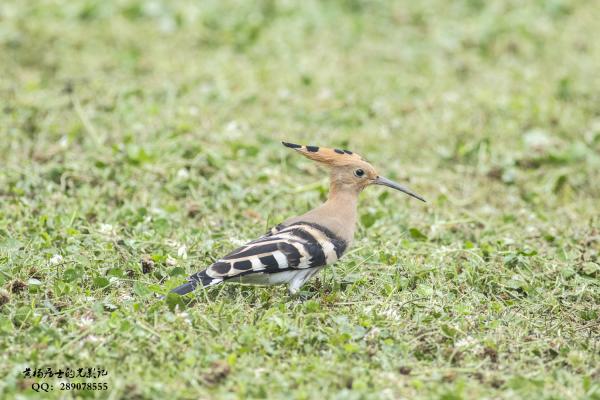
[59,136,69,148]
[455,336,477,348]
[390,118,402,129]
[230,238,247,247]
[199,83,213,95]
[86,335,102,343]
[188,106,199,116]
[177,245,188,259]
[524,129,553,152]
[225,120,239,133]
[480,205,497,215]
[381,307,402,321]
[99,223,113,234]
[503,237,515,245]
[317,88,332,101]
[166,239,179,248]
[78,316,94,328]
[166,256,177,266]
[365,327,380,341]
[277,88,291,100]
[159,16,176,33]
[443,91,459,103]
[371,98,389,115]
[49,254,63,265]
[177,311,192,325]
[132,122,145,132]
[176,168,189,179]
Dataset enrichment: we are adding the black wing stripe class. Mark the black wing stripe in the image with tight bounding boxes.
[223,242,279,260]
[182,270,223,292]
[224,232,301,258]
[277,223,346,263]
[242,235,292,246]
[264,223,285,236]
[212,262,231,274]
[239,227,326,268]
[173,221,349,295]
[234,260,253,271]
[259,254,277,267]
[289,227,326,267]
[286,222,348,257]
[277,242,301,269]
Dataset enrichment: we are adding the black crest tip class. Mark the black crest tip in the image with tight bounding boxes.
[282,141,302,149]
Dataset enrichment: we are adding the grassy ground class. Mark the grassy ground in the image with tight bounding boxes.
[1,0,599,398]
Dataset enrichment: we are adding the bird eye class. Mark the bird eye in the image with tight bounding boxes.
[354,169,365,177]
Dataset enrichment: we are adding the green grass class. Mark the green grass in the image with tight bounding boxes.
[1,0,599,398]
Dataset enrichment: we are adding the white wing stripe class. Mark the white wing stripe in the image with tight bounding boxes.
[273,251,288,269]
[250,256,264,271]
[289,224,338,264]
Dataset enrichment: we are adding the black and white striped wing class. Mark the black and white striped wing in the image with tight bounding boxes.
[177,222,347,292]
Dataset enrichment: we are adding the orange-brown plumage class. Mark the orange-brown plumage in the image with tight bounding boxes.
[171,141,425,296]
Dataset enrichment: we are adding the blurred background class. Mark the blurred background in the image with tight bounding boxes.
[1,0,598,247]
[2,0,599,206]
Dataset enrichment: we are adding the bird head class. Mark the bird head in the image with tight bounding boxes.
[282,141,425,202]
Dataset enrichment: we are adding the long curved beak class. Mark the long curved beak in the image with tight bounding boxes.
[374,176,426,202]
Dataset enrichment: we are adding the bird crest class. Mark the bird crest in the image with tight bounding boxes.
[282,141,366,167]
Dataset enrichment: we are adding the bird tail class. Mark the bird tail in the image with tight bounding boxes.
[170,281,198,295]
[170,270,222,296]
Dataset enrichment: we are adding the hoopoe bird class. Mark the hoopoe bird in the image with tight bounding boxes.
[171,141,425,296]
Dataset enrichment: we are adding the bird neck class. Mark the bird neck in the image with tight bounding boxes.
[284,181,360,244]
[318,184,360,240]
[326,184,360,206]
[324,190,359,220]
